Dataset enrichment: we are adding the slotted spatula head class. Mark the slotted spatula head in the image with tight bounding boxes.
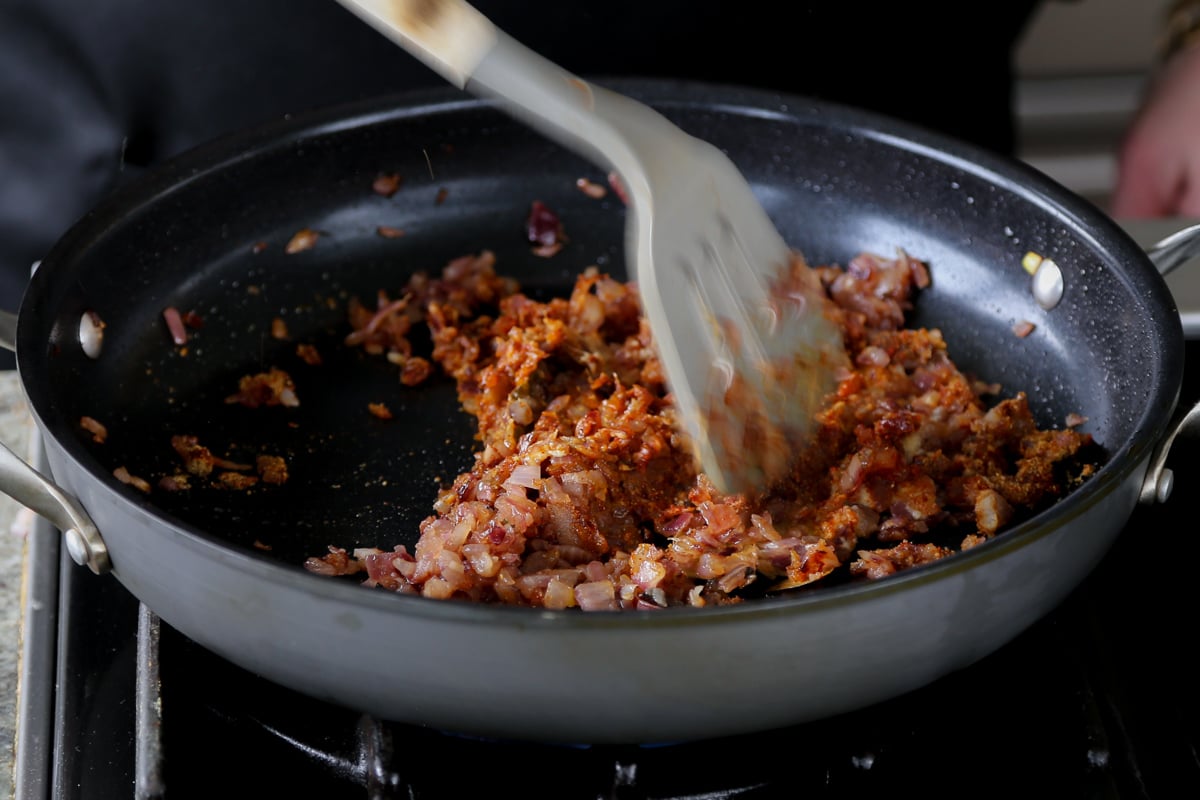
[334,0,849,494]
[629,135,849,493]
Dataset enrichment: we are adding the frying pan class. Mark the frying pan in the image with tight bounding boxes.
[1,80,1198,745]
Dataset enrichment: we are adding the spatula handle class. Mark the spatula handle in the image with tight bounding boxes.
[334,0,680,193]
[333,0,498,88]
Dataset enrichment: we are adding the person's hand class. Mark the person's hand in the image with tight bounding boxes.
[1111,45,1200,218]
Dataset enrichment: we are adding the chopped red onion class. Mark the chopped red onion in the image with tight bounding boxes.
[162,307,188,345]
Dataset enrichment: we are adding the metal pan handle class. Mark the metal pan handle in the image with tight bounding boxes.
[1140,400,1200,504]
[1145,220,1200,276]
[1138,222,1200,505]
[0,309,110,574]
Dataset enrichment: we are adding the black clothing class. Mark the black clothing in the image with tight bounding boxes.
[0,0,1041,322]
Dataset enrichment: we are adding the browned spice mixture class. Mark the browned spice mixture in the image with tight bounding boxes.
[256,454,290,486]
[304,248,1100,610]
[79,415,108,444]
[113,466,152,494]
[296,343,323,366]
[285,227,320,254]
[372,172,403,198]
[225,367,300,408]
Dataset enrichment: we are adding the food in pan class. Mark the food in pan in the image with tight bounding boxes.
[304,246,1101,610]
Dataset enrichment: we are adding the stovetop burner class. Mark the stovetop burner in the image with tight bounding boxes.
[15,347,1200,800]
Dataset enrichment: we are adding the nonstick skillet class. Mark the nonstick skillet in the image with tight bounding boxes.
[0,80,1196,744]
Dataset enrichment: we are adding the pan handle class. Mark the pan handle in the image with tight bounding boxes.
[0,442,110,574]
[1139,399,1200,505]
[1145,221,1200,276]
[0,309,15,352]
[0,310,111,574]
[1138,221,1200,504]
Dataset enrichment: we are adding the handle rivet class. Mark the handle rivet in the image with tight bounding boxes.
[64,528,90,566]
[1031,259,1064,310]
[78,311,106,359]
[1156,468,1175,504]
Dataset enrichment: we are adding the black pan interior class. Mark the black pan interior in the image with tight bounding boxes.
[18,80,1182,573]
